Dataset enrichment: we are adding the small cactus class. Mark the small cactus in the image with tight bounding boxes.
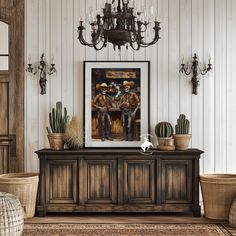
[155,122,174,138]
[46,101,69,133]
[175,114,190,134]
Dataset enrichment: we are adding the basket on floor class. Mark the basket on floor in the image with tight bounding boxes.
[200,174,236,220]
[0,192,24,236]
[0,173,39,218]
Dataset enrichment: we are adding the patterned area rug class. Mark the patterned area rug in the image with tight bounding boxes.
[23,223,231,236]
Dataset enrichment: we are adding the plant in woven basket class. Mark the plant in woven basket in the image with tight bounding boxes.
[46,101,69,150]
[174,114,191,150]
[65,116,83,150]
[155,122,175,151]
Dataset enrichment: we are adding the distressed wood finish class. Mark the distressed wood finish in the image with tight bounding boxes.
[45,160,77,204]
[36,149,203,216]
[0,0,24,173]
[124,160,155,204]
[0,144,9,173]
[83,159,117,204]
[161,160,192,204]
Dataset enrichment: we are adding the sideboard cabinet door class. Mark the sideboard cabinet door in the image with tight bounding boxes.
[45,160,77,204]
[83,160,117,204]
[161,160,192,203]
[124,160,155,204]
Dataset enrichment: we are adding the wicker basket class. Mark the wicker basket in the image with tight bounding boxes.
[200,174,236,220]
[229,198,236,227]
[0,173,39,218]
[0,192,24,236]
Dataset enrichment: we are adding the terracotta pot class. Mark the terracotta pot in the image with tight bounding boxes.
[157,137,174,146]
[174,134,191,150]
[157,138,175,151]
[47,133,65,150]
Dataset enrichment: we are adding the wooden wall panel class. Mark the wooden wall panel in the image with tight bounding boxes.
[0,82,9,135]
[38,0,50,150]
[62,0,74,115]
[180,0,192,143]
[0,145,9,174]
[191,0,204,174]
[147,0,158,143]
[50,0,62,105]
[168,0,180,127]
[25,0,39,172]
[157,0,169,121]
[227,0,236,173]
[214,0,227,172]
[25,0,236,175]
[203,0,215,173]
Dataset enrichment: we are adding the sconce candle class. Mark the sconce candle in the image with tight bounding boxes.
[180,53,212,95]
[26,54,56,95]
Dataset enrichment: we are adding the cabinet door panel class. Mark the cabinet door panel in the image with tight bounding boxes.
[46,160,77,204]
[84,160,117,204]
[162,160,192,203]
[124,160,155,203]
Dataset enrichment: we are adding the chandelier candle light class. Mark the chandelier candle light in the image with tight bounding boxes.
[77,0,161,51]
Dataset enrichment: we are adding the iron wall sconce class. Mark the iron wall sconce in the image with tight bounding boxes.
[27,53,56,95]
[180,53,212,95]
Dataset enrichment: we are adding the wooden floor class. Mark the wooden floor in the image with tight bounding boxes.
[25,213,236,235]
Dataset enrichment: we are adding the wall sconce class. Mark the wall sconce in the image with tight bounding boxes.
[180,53,212,95]
[26,54,56,95]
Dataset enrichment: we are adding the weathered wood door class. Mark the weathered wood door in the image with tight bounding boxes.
[83,159,117,204]
[45,160,77,204]
[161,160,193,203]
[124,159,155,204]
[0,0,24,173]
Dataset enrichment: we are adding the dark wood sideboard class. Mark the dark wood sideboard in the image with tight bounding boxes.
[35,149,203,217]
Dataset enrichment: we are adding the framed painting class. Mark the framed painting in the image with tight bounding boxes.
[84,61,150,148]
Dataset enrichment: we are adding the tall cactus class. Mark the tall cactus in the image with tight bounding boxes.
[175,114,190,134]
[46,102,69,133]
[155,122,174,138]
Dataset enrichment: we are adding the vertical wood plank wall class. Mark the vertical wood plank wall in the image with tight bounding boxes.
[25,0,236,173]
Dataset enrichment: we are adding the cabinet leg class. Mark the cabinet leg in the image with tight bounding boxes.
[36,211,46,217]
[36,206,47,217]
[193,206,201,217]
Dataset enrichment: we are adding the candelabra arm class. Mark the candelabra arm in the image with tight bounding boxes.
[180,64,192,76]
[78,23,96,47]
[200,64,212,75]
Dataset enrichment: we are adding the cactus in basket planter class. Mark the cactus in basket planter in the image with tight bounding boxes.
[46,102,69,150]
[155,122,173,138]
[46,102,69,134]
[175,114,190,135]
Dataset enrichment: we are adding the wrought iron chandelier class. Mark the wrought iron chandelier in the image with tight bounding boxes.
[77,0,161,51]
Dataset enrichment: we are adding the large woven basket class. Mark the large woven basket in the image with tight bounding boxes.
[229,198,236,227]
[0,192,24,236]
[0,173,39,218]
[200,174,236,220]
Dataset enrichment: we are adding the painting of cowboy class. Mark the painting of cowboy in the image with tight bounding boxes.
[119,81,140,141]
[92,83,114,141]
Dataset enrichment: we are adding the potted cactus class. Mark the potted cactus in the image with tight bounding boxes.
[46,101,69,150]
[155,122,175,151]
[174,114,191,150]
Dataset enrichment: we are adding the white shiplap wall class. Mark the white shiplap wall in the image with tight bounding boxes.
[25,0,236,173]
